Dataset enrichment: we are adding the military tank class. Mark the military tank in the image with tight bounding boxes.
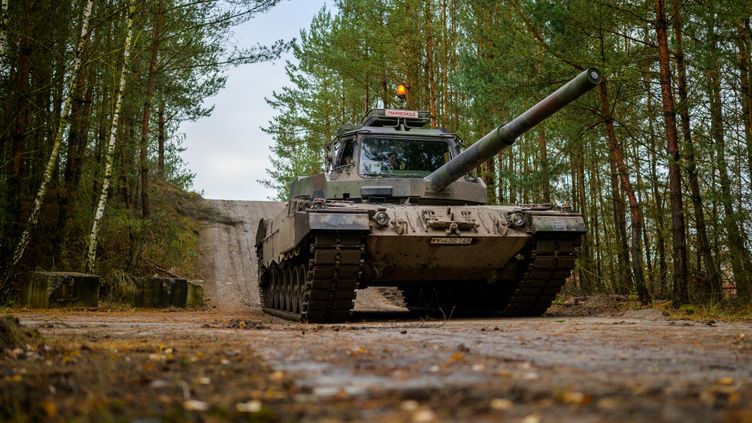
[256,68,602,322]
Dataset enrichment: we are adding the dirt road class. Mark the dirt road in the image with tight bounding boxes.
[5,200,752,422]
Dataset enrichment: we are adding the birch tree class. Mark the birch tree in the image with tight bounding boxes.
[0,0,8,59]
[0,0,94,293]
[86,0,134,274]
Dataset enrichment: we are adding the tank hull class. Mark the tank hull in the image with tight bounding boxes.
[256,201,584,322]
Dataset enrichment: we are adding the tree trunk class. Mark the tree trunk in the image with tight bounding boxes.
[654,0,688,307]
[597,82,650,303]
[140,0,165,220]
[643,74,668,298]
[575,147,591,292]
[484,158,496,204]
[508,151,516,204]
[535,40,550,204]
[706,32,752,301]
[157,100,165,177]
[6,31,32,245]
[0,0,8,58]
[538,129,550,203]
[86,1,134,273]
[424,0,436,126]
[631,141,653,286]
[440,0,449,127]
[1,0,94,293]
[671,0,720,301]
[55,27,94,268]
[497,152,505,203]
[736,19,752,193]
[608,152,630,294]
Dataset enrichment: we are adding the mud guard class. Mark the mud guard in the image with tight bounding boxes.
[308,213,370,231]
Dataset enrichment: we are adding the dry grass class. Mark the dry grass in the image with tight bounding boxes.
[656,300,752,322]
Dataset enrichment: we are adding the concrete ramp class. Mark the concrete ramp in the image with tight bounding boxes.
[198,200,284,312]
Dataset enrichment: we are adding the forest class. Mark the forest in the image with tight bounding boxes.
[1,0,751,310]
[262,0,752,308]
[0,0,286,300]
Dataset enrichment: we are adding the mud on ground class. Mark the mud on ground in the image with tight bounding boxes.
[3,310,752,422]
[2,200,751,422]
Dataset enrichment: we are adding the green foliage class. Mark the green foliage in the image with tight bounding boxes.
[0,0,286,299]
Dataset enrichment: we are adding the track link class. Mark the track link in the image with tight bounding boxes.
[260,231,366,323]
[500,234,580,316]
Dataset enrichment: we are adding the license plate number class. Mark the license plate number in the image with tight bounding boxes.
[430,237,473,245]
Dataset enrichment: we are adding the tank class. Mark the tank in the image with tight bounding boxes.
[256,68,603,322]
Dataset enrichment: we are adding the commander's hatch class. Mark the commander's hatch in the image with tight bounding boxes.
[361,109,431,128]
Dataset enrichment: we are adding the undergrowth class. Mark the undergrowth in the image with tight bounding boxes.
[656,299,752,322]
[95,180,208,301]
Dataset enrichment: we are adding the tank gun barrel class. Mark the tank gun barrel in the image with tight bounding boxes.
[425,68,602,192]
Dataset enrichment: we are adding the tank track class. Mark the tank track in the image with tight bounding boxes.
[400,233,580,317]
[500,233,580,316]
[260,231,366,323]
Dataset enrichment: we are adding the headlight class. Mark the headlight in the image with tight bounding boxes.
[373,211,390,227]
[509,212,526,228]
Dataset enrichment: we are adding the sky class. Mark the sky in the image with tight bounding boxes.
[179,0,330,201]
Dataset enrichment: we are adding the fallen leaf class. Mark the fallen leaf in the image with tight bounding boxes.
[447,352,465,364]
[412,408,436,423]
[401,400,419,411]
[269,371,285,382]
[236,400,262,413]
[149,379,168,389]
[348,346,369,356]
[522,372,539,380]
[41,400,57,417]
[183,400,208,411]
[490,398,513,410]
[596,397,621,410]
[559,390,593,405]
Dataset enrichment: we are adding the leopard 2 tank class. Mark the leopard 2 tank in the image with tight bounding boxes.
[256,68,603,322]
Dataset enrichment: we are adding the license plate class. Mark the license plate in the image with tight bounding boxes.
[430,237,473,245]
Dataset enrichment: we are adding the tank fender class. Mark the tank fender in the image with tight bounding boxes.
[291,211,371,249]
[308,212,370,231]
[529,215,586,233]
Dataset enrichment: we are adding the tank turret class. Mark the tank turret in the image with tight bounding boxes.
[425,68,602,192]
